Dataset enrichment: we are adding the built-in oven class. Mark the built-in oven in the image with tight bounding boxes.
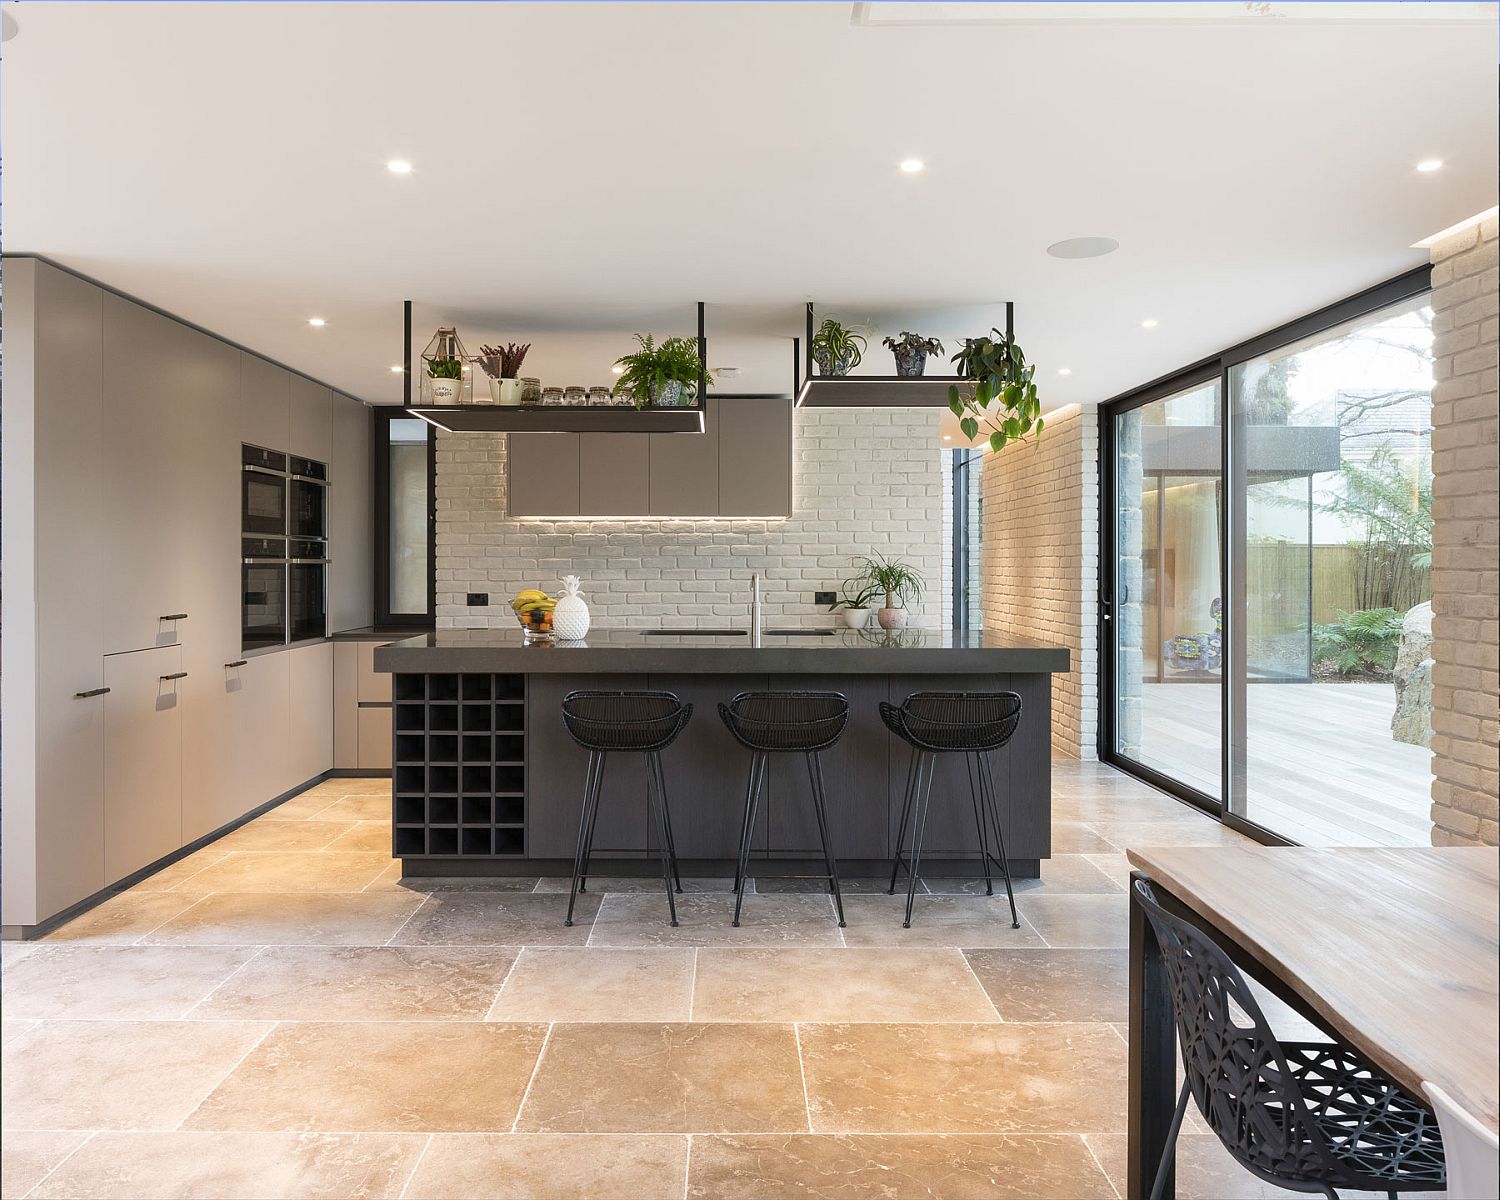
[288,536,328,643]
[242,445,288,536]
[242,536,287,651]
[289,456,328,540]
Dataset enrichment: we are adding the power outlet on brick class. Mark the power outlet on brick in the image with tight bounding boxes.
[466,592,489,606]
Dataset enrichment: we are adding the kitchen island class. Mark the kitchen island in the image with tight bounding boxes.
[374,628,1069,880]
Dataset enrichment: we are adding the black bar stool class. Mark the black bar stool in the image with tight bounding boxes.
[560,690,692,927]
[718,691,850,928]
[879,691,1022,929]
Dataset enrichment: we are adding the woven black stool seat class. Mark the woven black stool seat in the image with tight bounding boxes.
[1133,878,1445,1200]
[560,690,691,928]
[881,690,1024,929]
[718,691,850,928]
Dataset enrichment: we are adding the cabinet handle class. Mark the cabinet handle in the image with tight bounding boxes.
[159,613,188,621]
[74,687,111,699]
[224,660,248,669]
[289,557,330,565]
[290,474,329,486]
[243,464,287,478]
[159,671,188,682]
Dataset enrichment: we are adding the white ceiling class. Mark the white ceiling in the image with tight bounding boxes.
[3,2,1495,408]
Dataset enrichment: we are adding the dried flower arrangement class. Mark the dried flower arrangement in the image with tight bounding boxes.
[477,342,532,380]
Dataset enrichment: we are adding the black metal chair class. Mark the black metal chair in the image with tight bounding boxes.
[718,691,850,928]
[879,691,1022,929]
[1133,878,1446,1200]
[560,690,692,927]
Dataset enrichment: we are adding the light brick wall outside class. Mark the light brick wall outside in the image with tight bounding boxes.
[1427,215,1500,847]
[979,405,1100,757]
[434,407,946,629]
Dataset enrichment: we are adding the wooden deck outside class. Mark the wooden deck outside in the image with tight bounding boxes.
[1132,681,1433,848]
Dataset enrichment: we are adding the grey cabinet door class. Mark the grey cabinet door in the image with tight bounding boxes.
[329,396,373,632]
[103,646,184,882]
[579,433,650,516]
[231,651,290,816]
[508,433,581,517]
[241,354,290,452]
[288,642,334,785]
[334,642,360,770]
[290,376,332,462]
[718,397,793,517]
[649,399,719,516]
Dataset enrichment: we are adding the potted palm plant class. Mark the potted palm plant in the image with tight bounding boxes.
[882,331,944,378]
[854,553,925,631]
[477,342,531,406]
[811,317,867,377]
[612,334,711,408]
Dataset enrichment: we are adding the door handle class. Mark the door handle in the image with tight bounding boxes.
[159,672,188,682]
[74,687,111,699]
[159,613,188,621]
[224,660,248,669]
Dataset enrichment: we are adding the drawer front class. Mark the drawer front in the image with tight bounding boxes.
[357,705,393,770]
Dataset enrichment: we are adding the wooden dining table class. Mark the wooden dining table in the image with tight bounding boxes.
[1126,845,1499,1200]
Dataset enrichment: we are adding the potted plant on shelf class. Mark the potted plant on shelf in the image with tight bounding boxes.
[854,553,924,631]
[612,334,711,408]
[882,331,945,378]
[477,342,532,406]
[426,356,465,404]
[811,317,867,377]
[831,578,881,630]
[948,327,1043,451]
[420,326,471,405]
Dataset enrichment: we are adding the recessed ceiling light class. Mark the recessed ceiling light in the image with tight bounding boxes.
[307,317,326,327]
[390,365,404,373]
[1141,319,1159,329]
[899,158,925,174]
[387,160,413,174]
[611,365,625,375]
[942,434,953,442]
[1058,367,1072,376]
[2,12,19,41]
[1416,159,1443,172]
[1047,236,1119,259]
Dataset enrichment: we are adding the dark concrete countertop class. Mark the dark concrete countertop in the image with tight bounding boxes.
[330,625,436,642]
[374,627,1070,675]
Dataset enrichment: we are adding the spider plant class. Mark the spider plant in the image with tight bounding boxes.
[811,317,867,377]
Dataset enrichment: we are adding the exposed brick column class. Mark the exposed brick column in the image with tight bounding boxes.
[1427,214,1499,847]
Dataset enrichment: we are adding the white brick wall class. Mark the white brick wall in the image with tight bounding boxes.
[1427,215,1499,847]
[979,405,1100,758]
[434,407,946,629]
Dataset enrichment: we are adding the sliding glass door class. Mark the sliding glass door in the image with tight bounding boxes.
[1102,272,1435,846]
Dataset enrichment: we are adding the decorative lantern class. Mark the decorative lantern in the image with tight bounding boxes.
[420,326,472,406]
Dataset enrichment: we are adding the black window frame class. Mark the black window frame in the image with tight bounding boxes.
[372,405,436,628]
[950,447,982,632]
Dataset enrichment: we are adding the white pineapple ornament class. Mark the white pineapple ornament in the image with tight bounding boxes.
[553,575,591,641]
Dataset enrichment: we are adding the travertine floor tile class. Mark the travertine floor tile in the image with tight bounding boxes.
[2,945,257,1019]
[193,946,516,1021]
[214,820,354,853]
[2,1020,271,1130]
[405,1133,689,1199]
[392,892,598,946]
[312,794,393,822]
[688,1133,1116,1199]
[0,1129,90,1198]
[125,849,229,892]
[1015,895,1129,948]
[964,949,1129,1022]
[186,1021,546,1133]
[323,821,396,854]
[41,893,206,944]
[144,892,424,947]
[29,1130,425,1199]
[1047,823,1117,854]
[837,896,1046,949]
[1087,818,1249,853]
[182,851,391,893]
[532,875,735,894]
[2,1019,40,1046]
[517,1022,807,1133]
[488,948,692,1022]
[922,854,1122,896]
[268,792,341,820]
[799,1022,1126,1134]
[692,948,998,1023]
[750,877,890,894]
[1082,852,1135,886]
[590,894,843,948]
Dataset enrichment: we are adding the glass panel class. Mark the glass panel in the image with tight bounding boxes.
[1114,380,1223,800]
[388,418,430,616]
[1229,295,1433,846]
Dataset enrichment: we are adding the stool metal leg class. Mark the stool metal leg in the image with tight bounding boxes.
[978,752,1020,929]
[731,751,765,901]
[644,751,679,927]
[887,747,919,895]
[577,749,608,895]
[904,751,935,928]
[648,752,683,894]
[805,751,845,928]
[732,751,767,928]
[566,750,604,927]
[966,752,994,897]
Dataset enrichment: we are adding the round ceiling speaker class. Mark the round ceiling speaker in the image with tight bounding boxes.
[1046,236,1119,259]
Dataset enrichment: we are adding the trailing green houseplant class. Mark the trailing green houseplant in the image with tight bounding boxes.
[612,334,711,409]
[882,331,944,378]
[853,552,924,631]
[948,328,1043,451]
[811,317,867,377]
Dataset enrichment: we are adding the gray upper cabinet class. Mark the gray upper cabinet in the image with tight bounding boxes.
[290,375,333,462]
[329,394,373,632]
[650,399,720,516]
[508,433,581,517]
[241,353,290,452]
[719,397,793,517]
[579,433,650,516]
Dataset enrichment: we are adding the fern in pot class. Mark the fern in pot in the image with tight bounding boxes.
[612,335,711,408]
[854,553,925,631]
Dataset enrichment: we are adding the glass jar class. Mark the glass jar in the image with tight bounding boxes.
[587,386,612,406]
[540,386,565,407]
[519,377,542,406]
[564,386,587,406]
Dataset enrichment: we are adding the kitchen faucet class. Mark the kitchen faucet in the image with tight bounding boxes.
[750,572,762,645]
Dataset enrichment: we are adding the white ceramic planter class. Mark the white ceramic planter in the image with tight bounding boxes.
[877,607,907,631]
[488,377,522,406]
[429,377,463,405]
[840,607,872,629]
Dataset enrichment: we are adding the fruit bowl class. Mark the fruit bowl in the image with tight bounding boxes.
[512,589,557,643]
